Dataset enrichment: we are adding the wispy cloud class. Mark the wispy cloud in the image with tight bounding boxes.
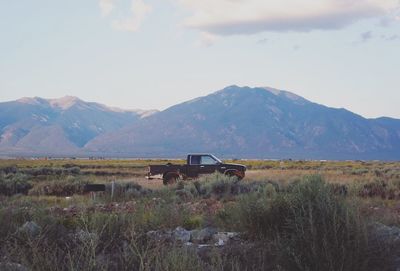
[381,34,400,41]
[361,31,373,42]
[293,45,301,51]
[257,38,269,44]
[99,0,116,17]
[99,0,152,32]
[112,0,152,32]
[196,32,219,47]
[178,0,400,35]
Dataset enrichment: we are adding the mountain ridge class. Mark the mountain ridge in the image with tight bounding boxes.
[83,86,400,160]
[1,86,400,160]
[0,96,158,155]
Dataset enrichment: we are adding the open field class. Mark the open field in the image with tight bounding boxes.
[1,159,400,270]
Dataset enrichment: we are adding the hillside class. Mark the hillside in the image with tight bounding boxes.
[1,87,400,159]
[0,96,157,156]
[84,86,400,160]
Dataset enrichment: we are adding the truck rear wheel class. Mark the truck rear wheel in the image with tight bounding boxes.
[163,172,180,185]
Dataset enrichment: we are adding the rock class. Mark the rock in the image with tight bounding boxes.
[198,244,212,248]
[75,230,98,243]
[213,232,240,246]
[191,227,217,243]
[372,222,400,244]
[0,262,29,271]
[19,221,41,238]
[173,227,191,243]
[370,223,400,270]
[147,227,241,248]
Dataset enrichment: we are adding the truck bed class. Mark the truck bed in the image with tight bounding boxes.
[148,164,185,177]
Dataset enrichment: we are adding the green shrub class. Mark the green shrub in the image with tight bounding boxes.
[278,175,370,271]
[0,165,17,174]
[220,175,387,271]
[218,190,291,239]
[179,173,267,199]
[183,214,203,230]
[28,176,90,196]
[152,246,204,271]
[105,181,151,200]
[0,173,32,196]
[21,166,81,176]
[355,178,400,200]
[351,168,369,175]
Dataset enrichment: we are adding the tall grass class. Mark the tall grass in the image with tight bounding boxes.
[0,173,32,196]
[1,168,399,271]
[219,175,391,271]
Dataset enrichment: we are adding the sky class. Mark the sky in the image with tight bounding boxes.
[0,0,399,118]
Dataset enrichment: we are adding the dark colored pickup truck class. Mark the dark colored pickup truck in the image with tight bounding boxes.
[148,154,246,185]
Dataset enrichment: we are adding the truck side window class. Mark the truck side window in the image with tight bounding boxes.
[190,155,201,165]
[200,155,217,165]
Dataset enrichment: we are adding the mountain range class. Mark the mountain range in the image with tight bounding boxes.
[1,86,400,160]
[0,96,157,156]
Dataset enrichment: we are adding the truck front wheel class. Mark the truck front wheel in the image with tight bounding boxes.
[225,170,245,180]
[163,172,180,185]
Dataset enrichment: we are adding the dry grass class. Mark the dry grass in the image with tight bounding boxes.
[1,159,400,270]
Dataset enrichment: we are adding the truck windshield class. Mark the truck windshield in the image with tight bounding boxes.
[190,154,222,165]
[201,155,219,165]
[210,154,222,163]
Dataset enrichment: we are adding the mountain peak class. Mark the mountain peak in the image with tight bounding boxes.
[262,86,308,103]
[48,96,82,110]
[17,97,47,105]
[16,96,82,110]
[217,85,309,105]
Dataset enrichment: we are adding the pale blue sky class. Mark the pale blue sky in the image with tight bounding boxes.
[0,0,399,118]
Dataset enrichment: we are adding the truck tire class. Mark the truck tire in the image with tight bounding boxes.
[224,170,244,180]
[163,172,180,185]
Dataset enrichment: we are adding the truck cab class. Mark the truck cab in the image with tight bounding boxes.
[186,154,223,177]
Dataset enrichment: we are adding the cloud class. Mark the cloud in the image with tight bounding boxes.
[382,34,400,41]
[99,0,116,17]
[112,0,152,32]
[361,31,373,42]
[196,32,219,47]
[387,34,400,40]
[257,38,269,44]
[99,0,152,32]
[178,0,400,35]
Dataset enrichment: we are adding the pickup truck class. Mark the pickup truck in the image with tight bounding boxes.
[148,154,246,185]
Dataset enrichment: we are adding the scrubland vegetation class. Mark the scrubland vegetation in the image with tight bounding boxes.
[1,159,400,270]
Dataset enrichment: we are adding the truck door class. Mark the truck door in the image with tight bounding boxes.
[186,155,201,178]
[199,155,218,174]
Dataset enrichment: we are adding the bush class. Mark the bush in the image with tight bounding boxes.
[28,176,90,196]
[21,166,81,176]
[0,166,17,174]
[220,175,388,271]
[278,175,370,271]
[179,173,267,199]
[152,246,204,271]
[357,179,400,199]
[105,181,151,199]
[0,173,32,196]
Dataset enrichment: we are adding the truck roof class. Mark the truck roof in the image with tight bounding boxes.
[187,153,217,156]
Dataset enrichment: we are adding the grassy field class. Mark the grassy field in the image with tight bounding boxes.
[1,158,400,270]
